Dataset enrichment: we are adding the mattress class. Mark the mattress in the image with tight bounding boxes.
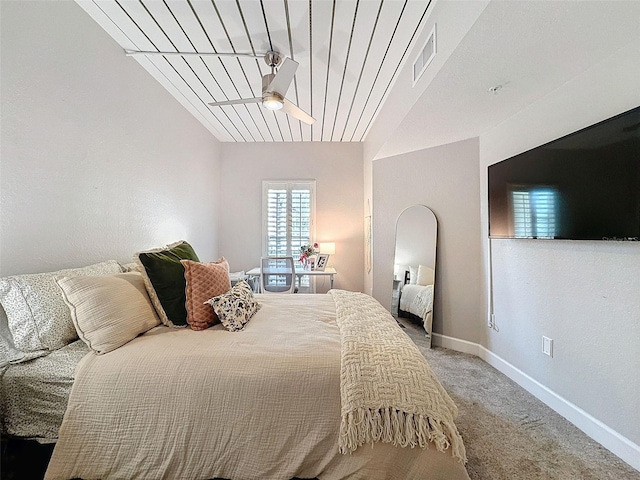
[1,339,89,442]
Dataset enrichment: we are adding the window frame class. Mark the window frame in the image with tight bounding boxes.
[261,180,316,259]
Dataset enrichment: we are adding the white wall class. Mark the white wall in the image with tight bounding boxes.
[363,0,489,162]
[372,138,483,342]
[0,0,222,276]
[218,142,364,293]
[480,39,640,447]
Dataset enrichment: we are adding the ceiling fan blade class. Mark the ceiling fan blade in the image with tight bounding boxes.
[267,58,298,96]
[281,99,315,125]
[208,97,261,107]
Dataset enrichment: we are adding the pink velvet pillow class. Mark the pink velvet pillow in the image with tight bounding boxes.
[182,258,230,330]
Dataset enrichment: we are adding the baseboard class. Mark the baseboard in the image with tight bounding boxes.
[432,333,481,355]
[432,333,640,473]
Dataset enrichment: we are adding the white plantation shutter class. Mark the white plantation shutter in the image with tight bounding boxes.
[511,191,533,237]
[511,188,557,238]
[263,181,315,258]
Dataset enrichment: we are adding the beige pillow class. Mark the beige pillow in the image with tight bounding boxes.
[416,265,434,286]
[56,272,161,355]
[0,260,123,352]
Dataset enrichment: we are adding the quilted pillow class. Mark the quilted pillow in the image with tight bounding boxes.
[135,240,199,328]
[206,281,261,332]
[57,272,161,355]
[0,260,123,352]
[182,258,231,330]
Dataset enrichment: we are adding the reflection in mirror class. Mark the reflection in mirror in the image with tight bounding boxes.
[392,205,437,346]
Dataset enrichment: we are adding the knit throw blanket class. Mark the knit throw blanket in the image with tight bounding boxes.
[329,290,467,463]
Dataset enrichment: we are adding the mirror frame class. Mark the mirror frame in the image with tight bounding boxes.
[392,205,438,346]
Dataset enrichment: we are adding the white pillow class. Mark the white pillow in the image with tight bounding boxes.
[0,260,123,352]
[56,272,160,355]
[416,265,435,286]
[409,266,418,285]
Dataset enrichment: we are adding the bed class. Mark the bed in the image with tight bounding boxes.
[398,270,434,338]
[1,255,468,480]
[0,339,89,443]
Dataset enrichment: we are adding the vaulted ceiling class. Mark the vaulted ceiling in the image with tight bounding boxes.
[77,0,434,142]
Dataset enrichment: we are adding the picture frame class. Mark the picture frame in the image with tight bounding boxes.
[315,254,330,271]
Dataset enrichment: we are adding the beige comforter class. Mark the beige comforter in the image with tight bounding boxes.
[45,294,469,480]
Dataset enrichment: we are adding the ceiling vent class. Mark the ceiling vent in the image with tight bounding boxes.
[413,25,436,85]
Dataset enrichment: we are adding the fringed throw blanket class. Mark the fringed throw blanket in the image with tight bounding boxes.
[329,290,467,463]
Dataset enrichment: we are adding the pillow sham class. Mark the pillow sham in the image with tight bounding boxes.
[0,304,48,366]
[56,272,161,355]
[416,265,435,286]
[182,258,231,330]
[409,266,418,285]
[206,281,260,332]
[135,240,199,328]
[0,260,123,352]
[119,262,140,273]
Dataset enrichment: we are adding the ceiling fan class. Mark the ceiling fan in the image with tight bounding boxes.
[208,51,315,125]
[124,48,315,125]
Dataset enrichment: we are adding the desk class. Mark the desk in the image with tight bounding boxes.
[246,266,337,292]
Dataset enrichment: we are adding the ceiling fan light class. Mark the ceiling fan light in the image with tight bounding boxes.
[263,94,284,111]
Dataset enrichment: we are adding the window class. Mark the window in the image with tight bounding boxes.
[510,187,557,238]
[262,181,315,288]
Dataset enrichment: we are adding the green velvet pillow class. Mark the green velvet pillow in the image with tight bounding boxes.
[135,241,199,327]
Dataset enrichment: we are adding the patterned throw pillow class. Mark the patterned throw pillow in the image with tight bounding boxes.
[0,260,123,352]
[182,258,231,330]
[206,281,261,332]
[135,240,199,328]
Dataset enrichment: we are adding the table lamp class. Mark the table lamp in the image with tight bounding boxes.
[319,242,336,255]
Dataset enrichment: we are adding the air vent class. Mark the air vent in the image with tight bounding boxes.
[413,25,436,85]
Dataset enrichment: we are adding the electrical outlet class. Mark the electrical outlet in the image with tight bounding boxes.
[542,336,553,357]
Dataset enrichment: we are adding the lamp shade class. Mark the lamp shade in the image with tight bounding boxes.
[319,242,336,255]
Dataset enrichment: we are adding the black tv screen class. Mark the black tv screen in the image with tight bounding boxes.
[488,106,640,241]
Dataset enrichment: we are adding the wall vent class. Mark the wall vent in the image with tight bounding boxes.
[413,25,436,85]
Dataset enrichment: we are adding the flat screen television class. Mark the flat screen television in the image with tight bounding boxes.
[488,106,640,241]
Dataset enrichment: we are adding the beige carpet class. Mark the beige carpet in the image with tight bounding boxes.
[397,318,640,480]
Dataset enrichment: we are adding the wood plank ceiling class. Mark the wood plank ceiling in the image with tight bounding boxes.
[77,0,433,142]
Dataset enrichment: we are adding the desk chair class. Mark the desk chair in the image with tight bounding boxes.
[259,256,296,294]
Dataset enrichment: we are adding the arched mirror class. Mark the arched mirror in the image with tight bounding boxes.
[392,205,437,346]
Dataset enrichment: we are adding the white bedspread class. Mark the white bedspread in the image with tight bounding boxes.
[400,283,434,320]
[45,293,469,480]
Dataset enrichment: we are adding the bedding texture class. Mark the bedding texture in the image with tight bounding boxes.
[330,289,465,462]
[400,284,434,322]
[45,293,469,480]
[0,304,48,366]
[0,260,123,353]
[1,339,90,441]
[56,272,161,354]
